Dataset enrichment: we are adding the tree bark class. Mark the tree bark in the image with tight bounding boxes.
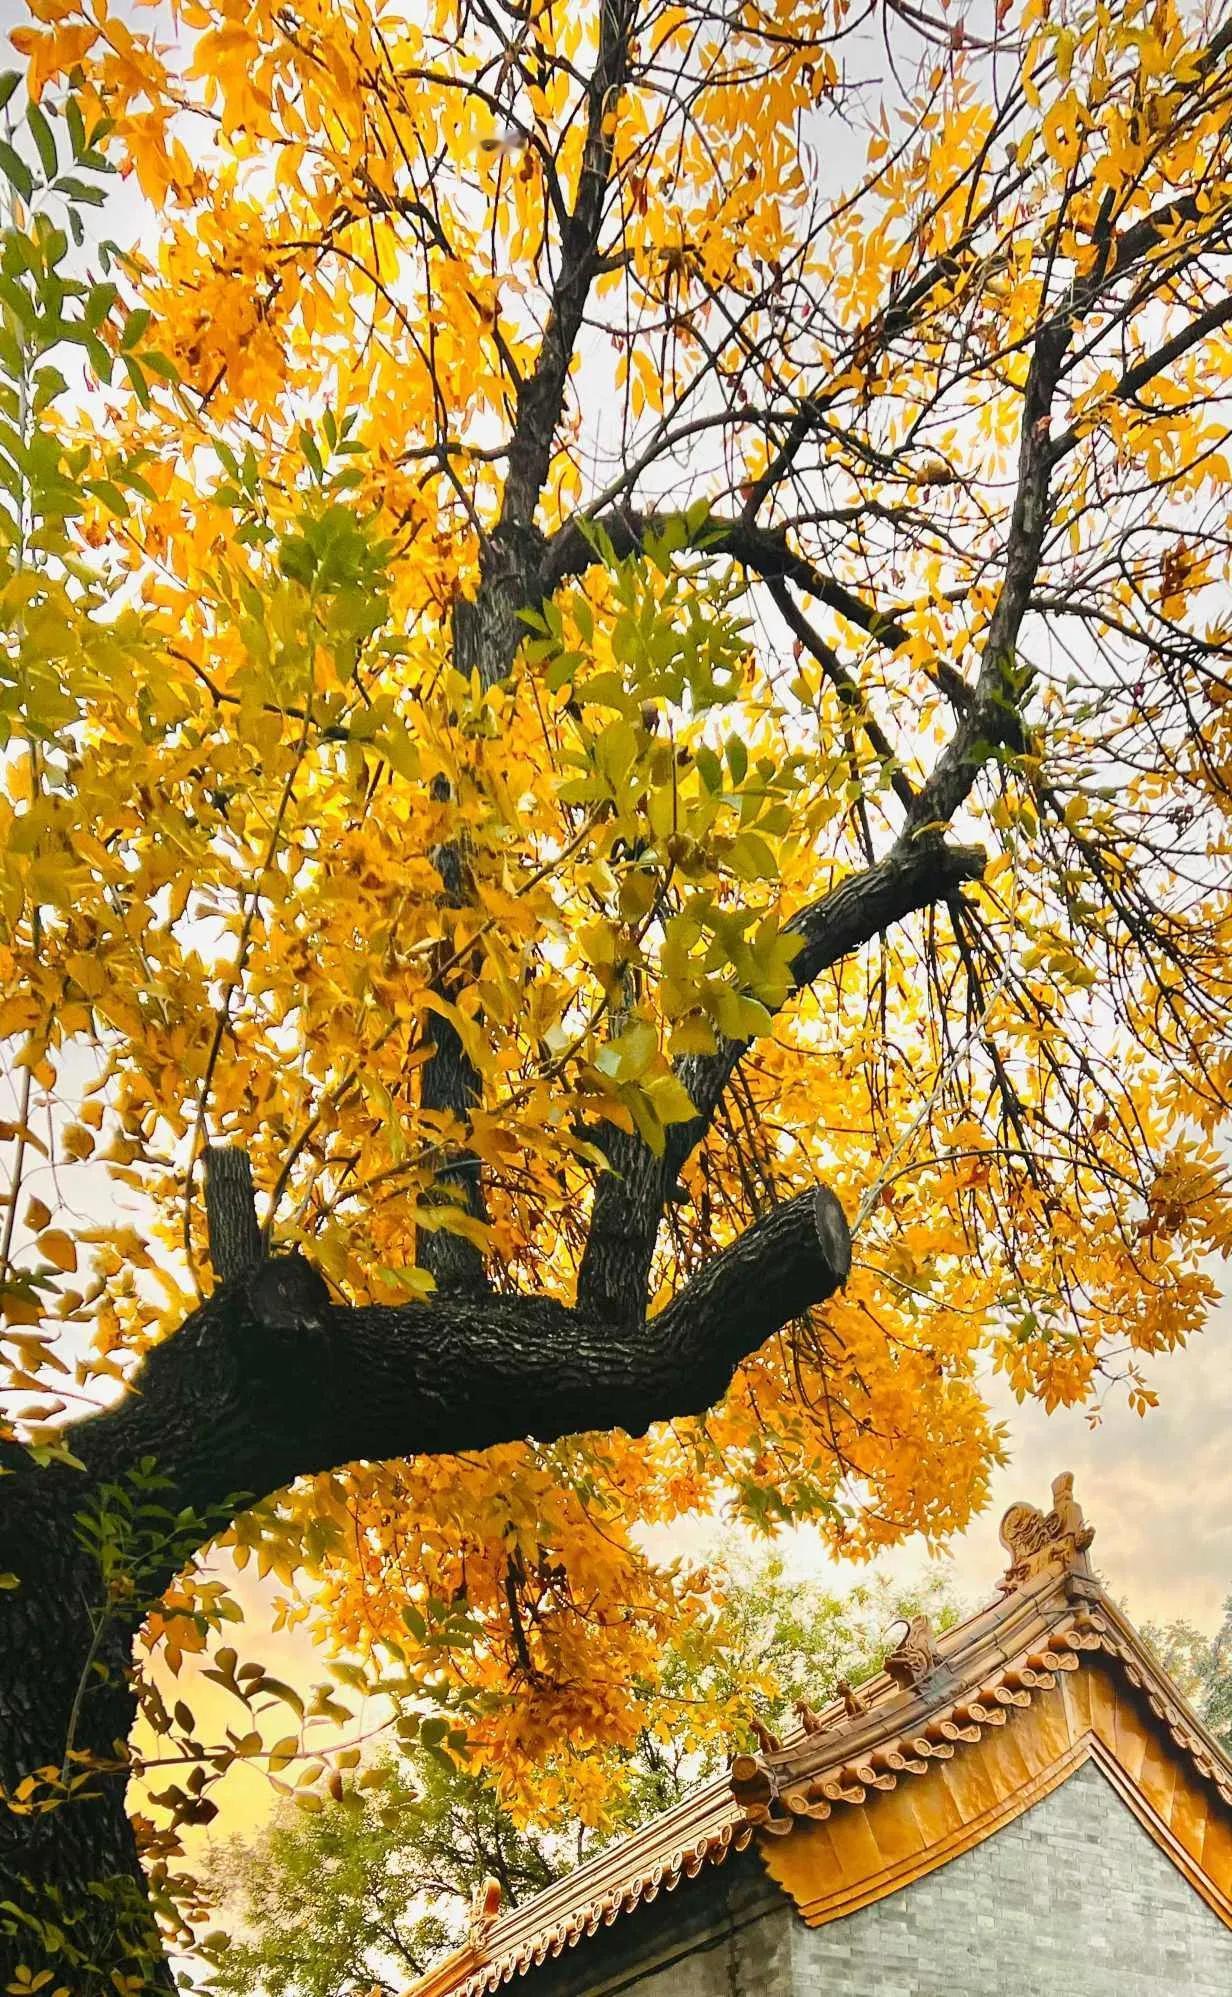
[0,1458,174,1992]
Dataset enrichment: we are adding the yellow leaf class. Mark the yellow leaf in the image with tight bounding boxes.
[37,1230,77,1273]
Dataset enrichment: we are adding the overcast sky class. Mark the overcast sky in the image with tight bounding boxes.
[753,1283,1232,1634]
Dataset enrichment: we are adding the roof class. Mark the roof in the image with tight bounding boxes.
[407,1474,1232,1995]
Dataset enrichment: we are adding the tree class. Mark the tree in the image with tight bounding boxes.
[1,0,1231,1984]
[204,1557,961,1997]
[1148,1596,1232,1753]
[203,1755,546,1997]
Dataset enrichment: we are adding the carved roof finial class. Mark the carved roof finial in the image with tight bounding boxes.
[749,1715,783,1754]
[470,1877,502,1939]
[998,1470,1095,1593]
[884,1614,941,1692]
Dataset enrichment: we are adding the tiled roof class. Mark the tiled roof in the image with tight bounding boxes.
[406,1474,1232,1996]
[406,1763,752,1996]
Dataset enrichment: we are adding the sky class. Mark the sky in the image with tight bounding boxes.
[658,1265,1232,1638]
[172,1288,1232,1858]
[0,0,1226,1568]
[820,1304,1232,1631]
[1,0,1228,1625]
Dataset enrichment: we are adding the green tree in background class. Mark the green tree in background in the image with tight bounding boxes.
[203,1754,551,1996]
[204,1557,961,1997]
[1149,1596,1232,1753]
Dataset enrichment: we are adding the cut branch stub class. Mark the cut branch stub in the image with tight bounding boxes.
[812,1186,853,1286]
[204,1144,263,1278]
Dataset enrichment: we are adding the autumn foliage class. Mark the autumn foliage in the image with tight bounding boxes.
[1,0,1232,1980]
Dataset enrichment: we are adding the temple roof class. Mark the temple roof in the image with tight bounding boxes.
[406,1475,1232,1996]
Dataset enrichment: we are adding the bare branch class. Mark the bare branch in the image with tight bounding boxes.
[763,577,917,810]
[538,511,974,715]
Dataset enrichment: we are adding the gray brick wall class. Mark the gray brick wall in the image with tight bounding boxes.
[520,1761,1232,1995]
[790,1759,1232,1997]
[512,1847,795,1997]
[605,1900,793,1997]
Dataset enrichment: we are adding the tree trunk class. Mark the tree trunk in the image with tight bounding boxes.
[0,1455,172,1993]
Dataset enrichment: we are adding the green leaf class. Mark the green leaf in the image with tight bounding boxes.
[64,94,85,158]
[540,649,572,690]
[374,730,420,781]
[727,829,778,881]
[595,717,637,788]
[595,1016,658,1081]
[83,280,118,331]
[0,74,21,115]
[646,1072,697,1125]
[0,275,36,331]
[711,988,774,1042]
[84,331,112,382]
[85,478,130,518]
[119,306,152,351]
[26,101,57,181]
[298,423,324,480]
[0,141,34,203]
[118,464,157,501]
[52,174,105,206]
[120,350,150,407]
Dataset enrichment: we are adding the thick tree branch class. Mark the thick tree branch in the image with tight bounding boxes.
[891,173,1210,838]
[0,1176,847,1994]
[499,0,636,530]
[1048,287,1232,463]
[420,0,638,1290]
[901,318,1070,837]
[554,112,1232,1334]
[204,1143,263,1276]
[5,1188,851,1591]
[576,835,984,1325]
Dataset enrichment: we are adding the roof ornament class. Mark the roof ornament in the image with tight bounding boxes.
[749,1715,784,1754]
[998,1470,1095,1593]
[838,1677,869,1718]
[884,1614,942,1692]
[469,1877,503,1940]
[793,1677,869,1738]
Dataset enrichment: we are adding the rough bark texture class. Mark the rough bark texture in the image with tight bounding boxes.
[2,0,1226,1968]
[204,1143,263,1275]
[17,0,1169,1971]
[413,0,634,1295]
[0,1490,173,1993]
